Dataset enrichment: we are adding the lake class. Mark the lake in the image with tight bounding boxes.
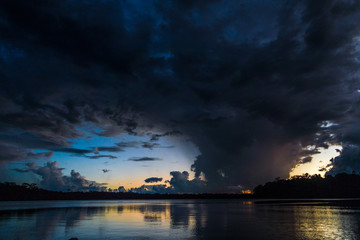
[0,199,360,240]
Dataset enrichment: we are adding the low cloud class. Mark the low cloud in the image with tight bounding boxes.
[129,171,207,194]
[52,148,94,155]
[141,142,174,150]
[128,157,162,162]
[144,177,163,183]
[14,161,107,192]
[11,168,30,173]
[116,141,139,148]
[95,141,173,152]
[85,155,117,159]
[96,146,124,153]
[129,184,169,194]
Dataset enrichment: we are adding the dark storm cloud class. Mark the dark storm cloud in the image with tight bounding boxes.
[144,177,163,183]
[0,132,68,150]
[167,171,207,193]
[327,146,360,175]
[128,157,161,162]
[0,142,53,163]
[1,0,360,190]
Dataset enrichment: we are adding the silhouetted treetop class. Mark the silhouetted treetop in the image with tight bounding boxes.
[254,173,360,198]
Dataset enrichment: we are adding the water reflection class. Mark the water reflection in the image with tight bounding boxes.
[0,200,359,240]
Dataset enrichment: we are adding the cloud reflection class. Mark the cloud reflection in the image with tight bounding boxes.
[0,201,360,240]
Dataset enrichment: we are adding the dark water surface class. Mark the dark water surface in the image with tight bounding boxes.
[0,199,360,240]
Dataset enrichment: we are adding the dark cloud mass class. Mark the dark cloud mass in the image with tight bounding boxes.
[327,146,360,175]
[1,0,360,191]
[0,143,53,163]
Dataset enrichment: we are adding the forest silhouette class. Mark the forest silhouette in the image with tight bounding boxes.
[1,173,360,200]
[254,173,360,198]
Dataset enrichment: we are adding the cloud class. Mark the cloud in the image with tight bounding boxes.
[128,157,162,162]
[129,184,169,194]
[299,156,312,164]
[26,162,38,169]
[141,142,174,150]
[52,148,94,155]
[85,155,117,159]
[96,146,124,153]
[95,141,172,152]
[11,162,38,173]
[0,143,53,163]
[11,168,30,173]
[15,161,107,191]
[167,171,207,193]
[149,131,183,141]
[144,177,163,183]
[1,0,360,191]
[116,141,139,148]
[129,171,207,194]
[326,146,360,175]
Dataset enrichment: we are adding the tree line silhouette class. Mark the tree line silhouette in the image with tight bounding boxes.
[254,173,360,198]
[2,173,360,200]
[0,182,250,201]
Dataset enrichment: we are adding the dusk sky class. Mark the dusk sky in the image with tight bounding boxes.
[1,0,360,193]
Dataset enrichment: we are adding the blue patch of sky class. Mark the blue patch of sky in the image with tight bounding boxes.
[5,124,199,188]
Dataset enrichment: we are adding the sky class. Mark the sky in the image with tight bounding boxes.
[1,0,360,193]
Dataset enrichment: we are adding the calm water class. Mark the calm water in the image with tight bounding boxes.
[0,200,360,240]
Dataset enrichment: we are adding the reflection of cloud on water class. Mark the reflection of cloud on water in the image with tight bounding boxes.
[0,207,105,240]
[116,204,168,214]
[144,214,162,223]
[1,201,360,239]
